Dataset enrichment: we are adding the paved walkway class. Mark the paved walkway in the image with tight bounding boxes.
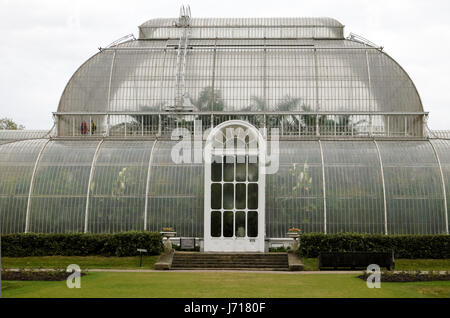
[87,269,364,274]
[5,268,448,274]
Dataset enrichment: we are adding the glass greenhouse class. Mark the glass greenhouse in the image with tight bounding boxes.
[1,12,449,251]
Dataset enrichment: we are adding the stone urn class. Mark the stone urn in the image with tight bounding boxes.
[160,230,177,252]
[286,230,301,252]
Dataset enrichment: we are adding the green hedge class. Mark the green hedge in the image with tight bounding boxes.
[298,233,450,259]
[1,231,164,257]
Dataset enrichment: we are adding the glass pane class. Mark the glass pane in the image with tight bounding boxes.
[248,211,258,237]
[211,211,221,237]
[223,183,234,209]
[235,211,246,237]
[211,183,222,209]
[224,156,235,181]
[147,141,204,238]
[236,156,246,181]
[223,211,234,237]
[86,141,152,233]
[236,183,246,209]
[248,183,258,209]
[211,156,222,182]
[248,156,258,182]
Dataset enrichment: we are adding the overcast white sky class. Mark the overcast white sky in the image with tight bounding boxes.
[1,0,449,130]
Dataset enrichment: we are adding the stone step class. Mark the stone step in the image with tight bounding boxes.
[175,253,286,256]
[172,259,288,263]
[174,258,287,263]
[172,258,287,262]
[171,267,291,271]
[172,263,288,267]
[173,256,288,260]
[172,264,289,268]
[171,252,290,271]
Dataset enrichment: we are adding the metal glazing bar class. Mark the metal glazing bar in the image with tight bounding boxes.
[387,116,390,137]
[106,114,110,136]
[158,45,168,112]
[107,50,117,110]
[428,140,449,234]
[373,140,388,235]
[54,111,429,116]
[143,24,344,29]
[264,40,267,111]
[25,139,51,233]
[144,140,159,231]
[365,49,373,112]
[100,46,385,51]
[210,39,217,111]
[316,114,320,137]
[334,117,337,136]
[318,140,327,234]
[405,117,408,136]
[84,139,104,233]
[314,48,319,112]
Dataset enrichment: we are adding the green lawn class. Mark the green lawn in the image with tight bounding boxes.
[1,256,159,270]
[301,258,450,271]
[2,272,450,298]
[3,256,449,272]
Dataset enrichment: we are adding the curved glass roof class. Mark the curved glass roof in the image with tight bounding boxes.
[57,17,423,114]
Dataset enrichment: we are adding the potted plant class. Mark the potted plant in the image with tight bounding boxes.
[160,227,177,238]
[287,227,301,239]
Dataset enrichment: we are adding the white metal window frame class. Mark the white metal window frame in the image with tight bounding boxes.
[204,120,266,252]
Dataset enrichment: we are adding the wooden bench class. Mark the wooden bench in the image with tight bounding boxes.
[318,251,395,270]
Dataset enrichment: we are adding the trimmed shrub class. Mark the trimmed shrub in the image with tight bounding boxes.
[298,233,450,259]
[2,270,87,281]
[358,271,450,282]
[1,231,163,257]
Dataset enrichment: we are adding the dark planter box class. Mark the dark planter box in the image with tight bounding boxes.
[318,251,395,270]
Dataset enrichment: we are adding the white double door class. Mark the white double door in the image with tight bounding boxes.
[204,152,265,252]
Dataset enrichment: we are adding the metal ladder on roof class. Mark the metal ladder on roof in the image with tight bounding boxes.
[174,5,192,111]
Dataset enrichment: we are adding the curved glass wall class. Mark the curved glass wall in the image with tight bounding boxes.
[378,141,446,234]
[322,141,384,234]
[0,139,47,234]
[266,141,324,236]
[87,141,154,233]
[146,141,204,237]
[430,139,450,228]
[1,139,449,235]
[28,141,98,233]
